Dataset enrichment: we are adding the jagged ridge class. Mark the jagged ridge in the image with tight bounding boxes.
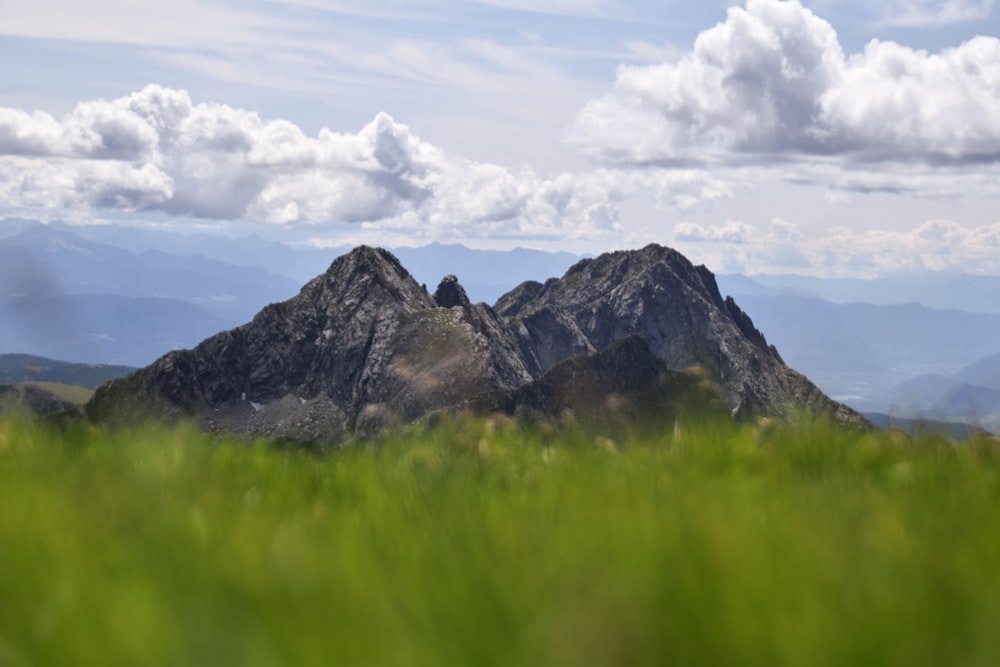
[88,244,869,441]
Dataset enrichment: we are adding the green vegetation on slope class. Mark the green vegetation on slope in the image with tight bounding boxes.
[17,381,94,406]
[0,382,94,419]
[0,416,998,666]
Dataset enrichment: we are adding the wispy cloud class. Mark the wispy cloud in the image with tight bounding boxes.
[874,0,996,28]
[473,0,615,16]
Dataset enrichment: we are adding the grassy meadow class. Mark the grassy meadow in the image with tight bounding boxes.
[1,414,999,666]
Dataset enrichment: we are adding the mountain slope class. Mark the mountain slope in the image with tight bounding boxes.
[88,247,535,441]
[88,245,868,442]
[0,381,93,418]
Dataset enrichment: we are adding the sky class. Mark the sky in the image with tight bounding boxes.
[1,0,1000,276]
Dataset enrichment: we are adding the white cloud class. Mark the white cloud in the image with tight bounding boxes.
[0,85,733,241]
[672,218,1000,276]
[570,0,1000,166]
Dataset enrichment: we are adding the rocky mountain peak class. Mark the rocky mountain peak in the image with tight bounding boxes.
[303,244,433,311]
[88,243,869,442]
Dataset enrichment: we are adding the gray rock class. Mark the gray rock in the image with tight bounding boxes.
[432,275,471,308]
[511,336,728,430]
[502,245,865,427]
[88,243,869,442]
[88,247,535,441]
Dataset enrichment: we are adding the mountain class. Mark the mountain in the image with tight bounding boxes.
[953,352,1000,389]
[0,294,231,367]
[0,222,580,367]
[0,224,307,364]
[32,221,584,303]
[726,273,1000,314]
[876,353,1000,433]
[0,225,300,322]
[44,221,336,285]
[0,354,133,389]
[717,293,1000,406]
[0,218,43,240]
[88,244,867,443]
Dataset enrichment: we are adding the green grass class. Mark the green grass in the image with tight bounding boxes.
[1,415,999,666]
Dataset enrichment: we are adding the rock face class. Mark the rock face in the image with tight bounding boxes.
[497,245,862,426]
[88,244,868,441]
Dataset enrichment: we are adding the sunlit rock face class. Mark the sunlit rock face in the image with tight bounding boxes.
[88,244,868,443]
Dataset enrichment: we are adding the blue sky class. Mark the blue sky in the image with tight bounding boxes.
[2,0,1000,276]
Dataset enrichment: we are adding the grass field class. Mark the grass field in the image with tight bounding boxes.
[1,414,999,666]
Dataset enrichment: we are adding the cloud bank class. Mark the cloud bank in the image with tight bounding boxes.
[1,0,998,268]
[0,85,731,240]
[570,0,1000,166]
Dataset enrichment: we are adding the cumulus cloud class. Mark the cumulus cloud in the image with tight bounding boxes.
[0,85,735,239]
[672,218,1000,276]
[570,0,1000,166]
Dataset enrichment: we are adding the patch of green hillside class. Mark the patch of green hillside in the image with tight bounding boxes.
[20,381,94,405]
[0,415,998,665]
[0,382,93,418]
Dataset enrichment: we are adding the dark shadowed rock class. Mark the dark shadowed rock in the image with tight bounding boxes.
[494,279,545,317]
[433,275,471,308]
[88,244,869,442]
[512,336,729,432]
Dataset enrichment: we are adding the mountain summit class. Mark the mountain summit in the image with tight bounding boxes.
[87,244,867,440]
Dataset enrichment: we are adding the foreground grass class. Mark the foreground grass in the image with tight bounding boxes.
[1,416,999,666]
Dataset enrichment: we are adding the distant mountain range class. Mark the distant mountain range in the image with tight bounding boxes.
[712,284,1000,408]
[871,353,1000,433]
[26,221,582,303]
[0,224,301,321]
[724,273,1000,315]
[0,293,231,367]
[0,353,133,388]
[3,218,1000,434]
